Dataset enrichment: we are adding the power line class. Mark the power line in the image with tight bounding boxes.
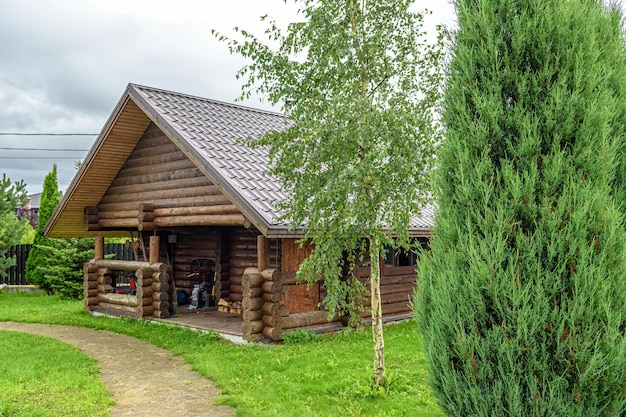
[0,156,83,159]
[0,133,97,136]
[0,147,89,151]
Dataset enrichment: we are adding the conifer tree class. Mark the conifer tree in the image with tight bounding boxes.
[25,165,61,291]
[0,174,28,279]
[416,1,626,415]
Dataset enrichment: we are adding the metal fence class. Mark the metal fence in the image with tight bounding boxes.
[2,243,134,286]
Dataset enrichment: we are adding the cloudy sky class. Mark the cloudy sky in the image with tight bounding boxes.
[0,0,455,196]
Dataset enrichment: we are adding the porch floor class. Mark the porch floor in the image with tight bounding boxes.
[91,306,244,343]
[154,307,244,341]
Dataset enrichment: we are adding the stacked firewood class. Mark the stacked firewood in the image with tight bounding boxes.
[217,298,242,314]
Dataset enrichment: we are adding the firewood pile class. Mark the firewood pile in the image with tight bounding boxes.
[217,298,242,314]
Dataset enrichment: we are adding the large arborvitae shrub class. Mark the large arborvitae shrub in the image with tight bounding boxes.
[25,165,61,291]
[26,165,93,298]
[416,1,626,415]
[39,238,94,299]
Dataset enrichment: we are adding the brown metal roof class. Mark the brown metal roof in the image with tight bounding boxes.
[46,84,434,238]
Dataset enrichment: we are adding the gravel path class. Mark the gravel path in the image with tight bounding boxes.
[0,322,235,417]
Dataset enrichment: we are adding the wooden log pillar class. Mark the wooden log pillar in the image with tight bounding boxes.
[260,268,283,341]
[83,262,99,308]
[257,235,270,273]
[241,267,264,341]
[151,269,170,319]
[149,235,160,264]
[94,236,104,261]
[136,267,156,318]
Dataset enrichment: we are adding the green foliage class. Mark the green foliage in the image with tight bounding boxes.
[282,328,317,345]
[216,0,444,386]
[416,1,626,415]
[215,0,443,321]
[19,223,35,244]
[22,166,93,298]
[0,292,443,417]
[25,165,61,289]
[0,174,28,279]
[36,238,94,299]
[0,330,112,417]
[0,173,28,214]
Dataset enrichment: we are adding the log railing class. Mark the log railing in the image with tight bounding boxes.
[84,259,170,319]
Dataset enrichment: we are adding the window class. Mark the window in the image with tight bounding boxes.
[384,246,418,268]
[382,238,429,276]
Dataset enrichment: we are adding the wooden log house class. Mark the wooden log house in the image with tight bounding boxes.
[45,84,434,341]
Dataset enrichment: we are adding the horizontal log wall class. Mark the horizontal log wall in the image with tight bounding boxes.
[172,229,219,294]
[280,239,319,315]
[219,231,231,300]
[226,229,278,303]
[88,122,246,231]
[352,251,417,319]
[277,241,421,335]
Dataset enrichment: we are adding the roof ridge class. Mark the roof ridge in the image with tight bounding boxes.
[127,83,289,119]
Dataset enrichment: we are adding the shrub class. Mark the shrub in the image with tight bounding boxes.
[283,329,317,345]
[415,1,626,415]
[36,238,93,299]
[25,165,61,289]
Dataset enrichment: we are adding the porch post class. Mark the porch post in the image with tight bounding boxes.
[149,235,160,264]
[94,235,104,261]
[257,235,270,272]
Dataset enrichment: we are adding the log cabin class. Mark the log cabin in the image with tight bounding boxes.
[45,84,434,341]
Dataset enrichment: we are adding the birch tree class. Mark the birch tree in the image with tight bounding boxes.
[216,0,443,386]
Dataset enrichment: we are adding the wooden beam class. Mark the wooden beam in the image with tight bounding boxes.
[94,236,104,261]
[98,218,139,228]
[154,214,247,227]
[97,192,226,212]
[152,205,241,217]
[149,235,160,264]
[257,235,270,273]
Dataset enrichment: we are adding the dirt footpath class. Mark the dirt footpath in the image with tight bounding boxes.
[0,322,235,417]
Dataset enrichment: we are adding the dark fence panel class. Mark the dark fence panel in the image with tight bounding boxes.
[4,244,31,285]
[104,243,135,261]
[3,243,135,286]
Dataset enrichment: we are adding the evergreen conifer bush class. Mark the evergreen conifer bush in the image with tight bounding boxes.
[416,1,626,415]
[0,174,27,279]
[25,165,94,298]
[25,165,61,292]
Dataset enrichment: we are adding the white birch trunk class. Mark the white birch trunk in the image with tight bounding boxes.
[369,236,385,386]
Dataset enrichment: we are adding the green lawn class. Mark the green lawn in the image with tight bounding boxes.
[0,291,443,417]
[0,330,113,417]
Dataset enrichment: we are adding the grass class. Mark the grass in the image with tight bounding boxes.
[0,331,113,417]
[0,291,443,417]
